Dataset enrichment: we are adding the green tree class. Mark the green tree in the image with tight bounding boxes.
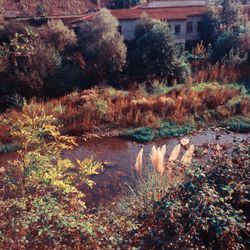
[219,0,247,31]
[0,28,61,97]
[200,11,220,46]
[205,0,248,63]
[78,8,127,83]
[131,19,178,81]
[39,20,77,52]
[112,0,143,9]
[134,13,156,39]
[36,2,46,17]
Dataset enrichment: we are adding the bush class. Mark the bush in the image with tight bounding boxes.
[221,116,250,132]
[0,142,20,154]
[129,140,249,249]
[156,122,194,139]
[125,122,194,142]
[174,57,191,84]
[126,127,155,142]
[0,108,103,248]
[0,21,27,43]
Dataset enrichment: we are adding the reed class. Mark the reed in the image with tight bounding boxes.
[150,145,166,176]
[180,145,195,166]
[135,148,143,177]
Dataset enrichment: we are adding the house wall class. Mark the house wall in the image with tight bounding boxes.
[119,20,138,41]
[145,1,207,8]
[119,16,203,43]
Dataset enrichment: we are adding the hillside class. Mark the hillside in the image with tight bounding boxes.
[2,0,104,16]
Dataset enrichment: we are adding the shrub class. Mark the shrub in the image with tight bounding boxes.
[0,107,103,248]
[130,140,249,249]
[221,116,250,132]
[174,56,191,84]
[126,127,155,142]
[125,122,194,142]
[0,142,20,153]
[156,122,194,139]
[0,21,27,43]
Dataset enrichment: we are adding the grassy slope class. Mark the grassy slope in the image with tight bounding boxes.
[3,0,101,15]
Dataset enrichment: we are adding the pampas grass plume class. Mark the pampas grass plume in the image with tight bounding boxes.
[168,144,181,162]
[150,145,166,176]
[150,145,157,169]
[135,148,143,176]
[181,144,195,166]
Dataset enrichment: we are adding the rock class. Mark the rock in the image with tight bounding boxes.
[180,138,190,147]
[216,135,222,140]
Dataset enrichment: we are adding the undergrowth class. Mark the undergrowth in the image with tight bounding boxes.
[125,122,194,142]
[221,116,250,132]
[0,143,20,154]
[129,141,249,249]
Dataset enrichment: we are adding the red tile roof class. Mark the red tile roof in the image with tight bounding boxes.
[111,6,208,20]
[71,6,208,25]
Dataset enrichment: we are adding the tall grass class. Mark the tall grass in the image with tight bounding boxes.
[118,142,195,216]
[0,83,249,144]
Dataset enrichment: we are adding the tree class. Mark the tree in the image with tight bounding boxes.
[130,19,179,81]
[219,0,247,31]
[134,13,156,39]
[200,11,220,46]
[36,2,46,17]
[112,0,143,9]
[204,0,249,63]
[39,20,77,52]
[78,8,127,83]
[0,28,61,97]
[0,0,4,26]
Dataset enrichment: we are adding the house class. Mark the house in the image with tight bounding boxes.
[71,6,208,44]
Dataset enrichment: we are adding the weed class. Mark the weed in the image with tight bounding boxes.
[0,143,20,154]
[221,116,250,132]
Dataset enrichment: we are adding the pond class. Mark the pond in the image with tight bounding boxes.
[62,128,249,208]
[0,128,249,208]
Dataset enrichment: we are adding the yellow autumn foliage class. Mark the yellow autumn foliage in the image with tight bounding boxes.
[6,103,102,206]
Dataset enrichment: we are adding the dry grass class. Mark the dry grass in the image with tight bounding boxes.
[3,0,97,15]
[192,64,250,84]
[0,83,249,144]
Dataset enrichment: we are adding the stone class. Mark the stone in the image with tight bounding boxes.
[180,138,190,147]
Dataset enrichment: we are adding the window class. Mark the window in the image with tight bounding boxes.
[168,24,171,31]
[197,21,202,33]
[174,24,181,35]
[118,25,122,34]
[186,21,193,33]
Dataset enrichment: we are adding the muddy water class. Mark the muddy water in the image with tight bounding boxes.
[0,129,249,208]
[62,129,249,208]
